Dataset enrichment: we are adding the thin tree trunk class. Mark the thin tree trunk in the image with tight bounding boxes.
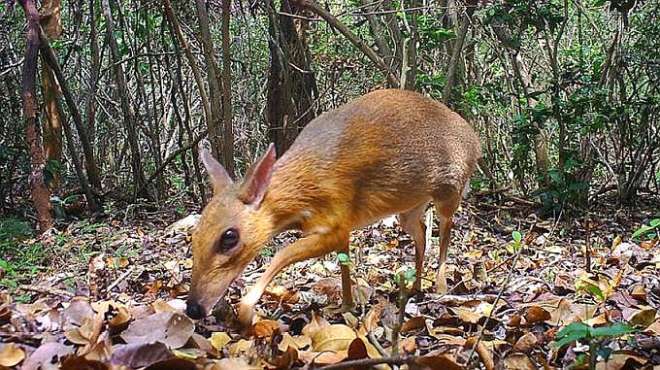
[100,0,148,200]
[195,0,234,175]
[162,0,211,139]
[165,14,207,203]
[18,0,54,232]
[221,0,234,170]
[266,0,318,154]
[442,1,477,102]
[39,28,103,211]
[39,0,63,189]
[294,0,399,87]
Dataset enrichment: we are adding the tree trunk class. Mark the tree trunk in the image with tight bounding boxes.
[18,0,54,232]
[266,0,318,154]
[39,0,63,189]
[195,0,234,176]
[100,0,149,200]
[221,0,234,170]
[442,1,477,102]
[39,29,103,212]
[294,0,399,87]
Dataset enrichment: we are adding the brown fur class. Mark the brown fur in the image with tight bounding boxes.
[188,89,481,324]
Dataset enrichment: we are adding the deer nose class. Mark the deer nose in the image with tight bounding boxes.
[186,299,205,320]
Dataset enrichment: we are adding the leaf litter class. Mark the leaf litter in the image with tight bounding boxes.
[0,198,658,369]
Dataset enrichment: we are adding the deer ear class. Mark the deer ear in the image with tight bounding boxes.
[239,143,276,207]
[199,141,233,194]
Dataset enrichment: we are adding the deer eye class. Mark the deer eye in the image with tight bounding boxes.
[218,228,240,252]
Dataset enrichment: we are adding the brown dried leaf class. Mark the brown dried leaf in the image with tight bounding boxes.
[250,319,280,338]
[210,332,232,351]
[278,333,312,351]
[269,346,299,369]
[302,311,330,337]
[513,332,538,353]
[144,358,196,370]
[415,352,464,370]
[60,356,109,370]
[62,298,94,327]
[594,353,646,370]
[503,353,536,370]
[298,350,347,365]
[399,336,417,354]
[311,324,356,352]
[346,337,368,360]
[110,342,173,368]
[0,304,11,324]
[401,316,426,333]
[22,342,73,370]
[108,306,131,335]
[120,311,194,349]
[524,306,551,325]
[0,343,25,367]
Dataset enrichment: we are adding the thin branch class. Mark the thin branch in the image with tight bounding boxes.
[317,355,418,370]
[293,0,400,87]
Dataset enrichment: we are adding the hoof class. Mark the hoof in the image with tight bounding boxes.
[340,301,356,313]
[237,303,255,327]
[435,263,448,294]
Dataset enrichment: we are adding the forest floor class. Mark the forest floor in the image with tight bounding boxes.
[0,193,659,369]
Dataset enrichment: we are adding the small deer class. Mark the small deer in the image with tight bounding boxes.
[186,89,481,325]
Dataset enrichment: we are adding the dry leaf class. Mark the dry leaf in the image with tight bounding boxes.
[120,311,193,349]
[399,336,417,354]
[22,342,73,370]
[250,319,280,338]
[0,344,25,367]
[513,332,538,353]
[401,316,426,333]
[278,333,312,351]
[311,324,356,352]
[524,306,551,325]
[208,358,260,370]
[302,311,330,337]
[415,352,463,370]
[210,332,232,351]
[346,337,368,360]
[595,353,647,370]
[110,342,173,368]
[503,353,536,369]
[60,356,109,370]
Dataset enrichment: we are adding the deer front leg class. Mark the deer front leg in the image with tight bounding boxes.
[237,229,348,326]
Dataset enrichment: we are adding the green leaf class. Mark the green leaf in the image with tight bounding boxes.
[632,225,654,239]
[590,322,634,338]
[337,253,350,265]
[649,218,660,227]
[403,268,416,283]
[512,231,522,243]
[554,322,591,349]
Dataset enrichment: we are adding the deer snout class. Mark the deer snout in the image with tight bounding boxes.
[185,299,205,320]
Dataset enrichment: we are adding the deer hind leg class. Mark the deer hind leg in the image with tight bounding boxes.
[433,186,462,293]
[398,201,429,294]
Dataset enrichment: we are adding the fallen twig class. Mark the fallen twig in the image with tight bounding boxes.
[463,221,536,367]
[105,266,136,294]
[316,355,417,370]
[20,285,74,298]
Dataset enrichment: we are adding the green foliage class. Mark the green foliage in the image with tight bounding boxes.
[554,322,635,349]
[393,267,416,287]
[0,217,50,291]
[417,15,455,48]
[337,252,351,266]
[505,230,524,254]
[632,219,660,241]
